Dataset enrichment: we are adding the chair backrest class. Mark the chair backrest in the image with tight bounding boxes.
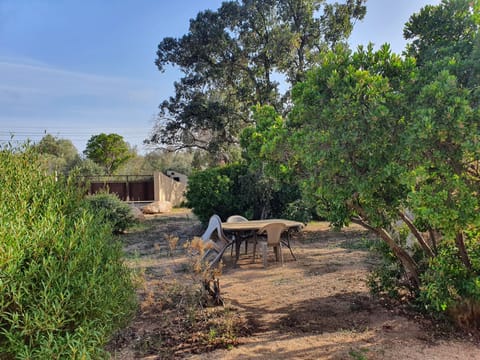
[226,215,248,223]
[258,223,287,246]
[201,215,230,245]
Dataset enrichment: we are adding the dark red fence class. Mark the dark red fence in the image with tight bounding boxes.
[82,175,154,201]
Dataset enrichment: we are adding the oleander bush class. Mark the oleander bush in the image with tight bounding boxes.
[84,191,137,234]
[0,145,137,359]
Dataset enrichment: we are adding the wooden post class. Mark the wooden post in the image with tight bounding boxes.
[125,175,130,201]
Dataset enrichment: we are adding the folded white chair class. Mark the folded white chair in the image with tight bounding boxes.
[200,215,234,268]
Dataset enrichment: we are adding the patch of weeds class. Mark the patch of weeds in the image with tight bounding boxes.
[131,280,249,358]
[208,327,218,341]
[126,220,152,233]
[341,236,379,251]
[117,233,255,358]
[165,233,179,256]
[348,347,369,360]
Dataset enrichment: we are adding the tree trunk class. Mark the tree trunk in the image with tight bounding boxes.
[398,210,435,258]
[428,227,438,255]
[455,231,472,272]
[351,218,421,289]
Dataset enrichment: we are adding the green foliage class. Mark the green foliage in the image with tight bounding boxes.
[35,134,78,161]
[185,164,252,224]
[241,105,291,178]
[281,199,314,224]
[348,347,369,360]
[404,0,479,88]
[240,105,315,221]
[366,240,407,300]
[34,134,80,175]
[0,144,137,358]
[421,229,480,313]
[289,44,415,228]
[84,133,134,175]
[149,0,366,157]
[404,70,479,237]
[143,149,201,175]
[281,1,479,298]
[84,192,138,234]
[71,158,105,177]
[366,1,480,323]
[185,161,308,224]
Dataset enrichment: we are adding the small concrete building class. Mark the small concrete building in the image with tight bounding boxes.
[165,170,188,185]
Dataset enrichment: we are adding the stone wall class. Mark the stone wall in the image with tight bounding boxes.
[153,171,186,207]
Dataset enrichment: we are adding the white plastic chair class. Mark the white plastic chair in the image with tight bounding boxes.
[253,223,287,268]
[200,215,233,268]
[226,215,252,254]
[226,215,248,223]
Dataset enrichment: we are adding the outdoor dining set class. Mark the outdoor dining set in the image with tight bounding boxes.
[200,214,304,269]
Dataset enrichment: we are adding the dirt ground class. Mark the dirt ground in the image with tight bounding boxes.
[110,209,480,360]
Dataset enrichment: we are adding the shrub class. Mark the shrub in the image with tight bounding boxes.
[366,239,405,300]
[84,191,137,234]
[185,163,309,224]
[0,145,137,358]
[185,163,252,224]
[420,229,480,329]
[368,224,480,330]
[281,199,314,224]
[366,226,427,301]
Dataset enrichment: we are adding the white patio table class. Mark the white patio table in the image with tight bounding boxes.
[222,219,304,266]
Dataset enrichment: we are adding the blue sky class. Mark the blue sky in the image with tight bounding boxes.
[0,0,440,154]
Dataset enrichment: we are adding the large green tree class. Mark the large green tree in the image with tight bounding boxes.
[402,0,480,271]
[404,0,479,88]
[263,0,479,295]
[148,0,366,159]
[83,133,134,175]
[35,134,80,175]
[285,44,424,284]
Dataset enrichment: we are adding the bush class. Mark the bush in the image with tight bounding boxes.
[185,163,252,224]
[185,163,310,224]
[281,199,314,224]
[420,229,480,329]
[366,239,405,300]
[368,224,480,330]
[0,145,137,358]
[366,225,428,301]
[84,191,137,234]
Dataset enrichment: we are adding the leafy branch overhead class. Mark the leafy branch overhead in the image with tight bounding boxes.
[147,0,366,157]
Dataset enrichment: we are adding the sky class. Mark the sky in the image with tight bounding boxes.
[0,0,441,155]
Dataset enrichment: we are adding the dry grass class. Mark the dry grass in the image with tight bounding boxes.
[109,211,480,360]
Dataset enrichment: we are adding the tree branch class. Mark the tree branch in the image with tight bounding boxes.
[398,210,435,258]
[428,227,438,255]
[455,231,473,272]
[351,215,420,289]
